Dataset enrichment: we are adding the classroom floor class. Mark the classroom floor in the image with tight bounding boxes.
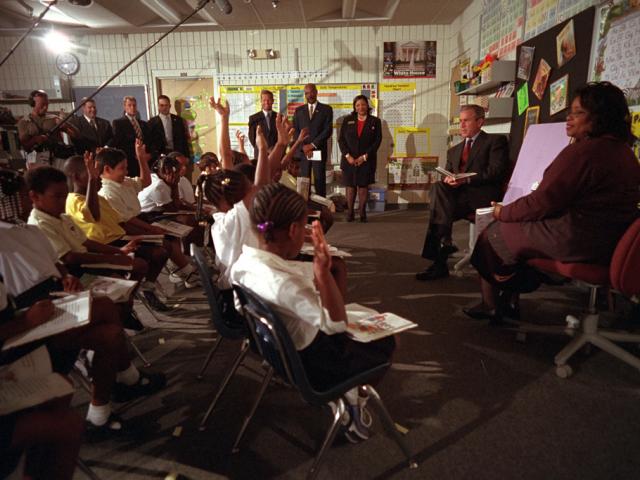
[74,207,640,480]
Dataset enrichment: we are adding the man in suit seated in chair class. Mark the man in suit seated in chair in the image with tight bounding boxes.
[416,104,509,281]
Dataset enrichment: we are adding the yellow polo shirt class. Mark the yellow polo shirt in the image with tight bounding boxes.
[66,192,125,244]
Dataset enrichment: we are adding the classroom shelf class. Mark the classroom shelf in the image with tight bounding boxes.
[456,61,516,96]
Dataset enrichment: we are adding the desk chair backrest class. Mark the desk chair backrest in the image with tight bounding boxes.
[191,245,246,339]
[233,284,321,404]
[610,217,640,297]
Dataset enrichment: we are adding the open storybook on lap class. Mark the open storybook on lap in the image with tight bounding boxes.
[435,166,477,181]
[80,274,138,303]
[0,346,74,415]
[151,219,193,238]
[345,303,417,343]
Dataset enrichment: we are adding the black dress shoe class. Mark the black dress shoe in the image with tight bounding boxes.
[462,303,496,320]
[415,263,449,281]
[346,212,355,222]
[441,244,459,257]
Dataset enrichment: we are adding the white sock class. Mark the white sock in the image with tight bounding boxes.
[116,364,140,386]
[86,402,112,426]
[344,387,359,406]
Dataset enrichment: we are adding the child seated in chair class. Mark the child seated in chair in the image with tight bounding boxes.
[63,153,170,311]
[0,171,166,436]
[230,183,395,443]
[97,145,199,288]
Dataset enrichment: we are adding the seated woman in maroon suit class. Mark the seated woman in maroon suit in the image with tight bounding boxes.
[466,82,640,323]
[338,95,382,222]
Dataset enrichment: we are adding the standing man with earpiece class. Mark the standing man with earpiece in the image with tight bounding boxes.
[293,83,333,197]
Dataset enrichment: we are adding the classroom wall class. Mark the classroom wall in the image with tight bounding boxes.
[0,24,452,189]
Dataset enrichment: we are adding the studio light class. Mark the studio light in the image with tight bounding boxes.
[43,30,72,54]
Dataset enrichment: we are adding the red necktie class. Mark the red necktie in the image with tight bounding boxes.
[460,139,472,173]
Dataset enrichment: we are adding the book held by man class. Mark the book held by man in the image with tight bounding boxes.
[2,291,92,351]
[345,303,417,342]
[435,166,477,181]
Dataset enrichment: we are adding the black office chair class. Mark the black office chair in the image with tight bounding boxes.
[233,285,417,479]
[191,245,251,431]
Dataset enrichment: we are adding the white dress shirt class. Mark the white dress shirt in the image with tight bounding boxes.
[211,200,259,290]
[159,113,173,150]
[0,221,61,297]
[99,177,143,222]
[230,245,346,350]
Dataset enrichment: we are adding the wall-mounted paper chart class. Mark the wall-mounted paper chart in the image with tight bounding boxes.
[379,83,416,128]
[393,127,430,157]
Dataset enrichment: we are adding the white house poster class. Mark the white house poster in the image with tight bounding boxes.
[383,41,437,79]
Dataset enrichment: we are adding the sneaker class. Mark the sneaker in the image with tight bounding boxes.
[142,280,168,301]
[182,271,201,289]
[85,413,125,441]
[169,264,201,289]
[141,290,172,312]
[112,371,167,403]
[344,403,372,443]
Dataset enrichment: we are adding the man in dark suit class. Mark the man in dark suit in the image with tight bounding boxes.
[293,83,333,197]
[109,96,152,177]
[70,98,113,154]
[416,104,509,280]
[148,95,191,158]
[248,89,278,160]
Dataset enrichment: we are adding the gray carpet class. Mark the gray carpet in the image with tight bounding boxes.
[74,207,640,480]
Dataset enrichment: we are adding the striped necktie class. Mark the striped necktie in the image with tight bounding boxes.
[129,116,143,140]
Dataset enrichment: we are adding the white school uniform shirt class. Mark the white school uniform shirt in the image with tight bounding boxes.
[27,208,88,259]
[0,221,61,297]
[98,177,143,222]
[178,176,195,205]
[230,245,346,350]
[138,173,172,212]
[211,200,259,290]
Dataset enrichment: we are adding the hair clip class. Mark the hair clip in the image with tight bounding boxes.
[221,177,231,186]
[257,221,274,233]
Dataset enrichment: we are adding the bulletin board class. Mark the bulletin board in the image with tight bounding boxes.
[524,0,598,41]
[508,6,595,162]
[589,2,640,158]
[219,83,378,162]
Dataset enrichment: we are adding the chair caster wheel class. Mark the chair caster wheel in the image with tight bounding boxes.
[556,364,573,378]
[516,332,527,343]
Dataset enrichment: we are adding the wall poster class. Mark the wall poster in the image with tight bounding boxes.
[383,41,437,78]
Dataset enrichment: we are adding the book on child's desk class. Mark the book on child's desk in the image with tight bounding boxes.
[0,346,74,415]
[122,234,164,245]
[80,274,138,303]
[151,220,193,238]
[345,303,417,343]
[2,291,92,351]
[435,166,477,181]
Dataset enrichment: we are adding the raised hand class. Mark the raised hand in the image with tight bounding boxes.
[275,113,289,145]
[297,127,309,144]
[84,150,100,180]
[235,129,246,144]
[256,124,268,152]
[311,220,332,275]
[135,138,151,164]
[209,97,230,117]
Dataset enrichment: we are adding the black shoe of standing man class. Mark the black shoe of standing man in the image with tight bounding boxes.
[415,262,449,281]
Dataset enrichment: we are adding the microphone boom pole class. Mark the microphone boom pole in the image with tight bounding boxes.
[49,0,212,137]
[0,0,59,68]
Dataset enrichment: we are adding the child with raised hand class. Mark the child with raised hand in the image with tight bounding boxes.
[230,183,395,444]
[64,152,170,312]
[97,143,199,288]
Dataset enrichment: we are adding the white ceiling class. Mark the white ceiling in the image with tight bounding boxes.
[0,0,473,33]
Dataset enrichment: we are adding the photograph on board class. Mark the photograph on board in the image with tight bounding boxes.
[556,20,577,67]
[549,75,569,116]
[517,46,535,80]
[532,58,552,100]
[523,105,540,138]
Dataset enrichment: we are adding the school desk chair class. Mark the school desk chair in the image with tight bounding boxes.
[232,284,417,480]
[518,217,640,378]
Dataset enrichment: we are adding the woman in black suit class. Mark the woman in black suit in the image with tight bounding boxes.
[338,95,382,222]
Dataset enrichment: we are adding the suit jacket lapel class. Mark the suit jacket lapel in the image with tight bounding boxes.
[466,131,486,171]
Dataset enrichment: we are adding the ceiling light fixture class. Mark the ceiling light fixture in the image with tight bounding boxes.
[43,30,73,54]
[272,0,279,8]
[214,0,232,14]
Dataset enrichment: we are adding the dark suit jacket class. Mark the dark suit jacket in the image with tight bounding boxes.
[338,114,382,176]
[499,136,640,264]
[248,110,278,160]
[109,115,151,177]
[445,130,509,206]
[70,115,113,154]
[148,114,191,158]
[292,102,333,162]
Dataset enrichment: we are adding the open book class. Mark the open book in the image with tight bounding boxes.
[152,219,194,238]
[81,262,133,271]
[2,291,92,351]
[80,274,138,303]
[345,303,417,343]
[300,243,352,258]
[0,346,74,415]
[436,166,477,181]
[122,234,164,245]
